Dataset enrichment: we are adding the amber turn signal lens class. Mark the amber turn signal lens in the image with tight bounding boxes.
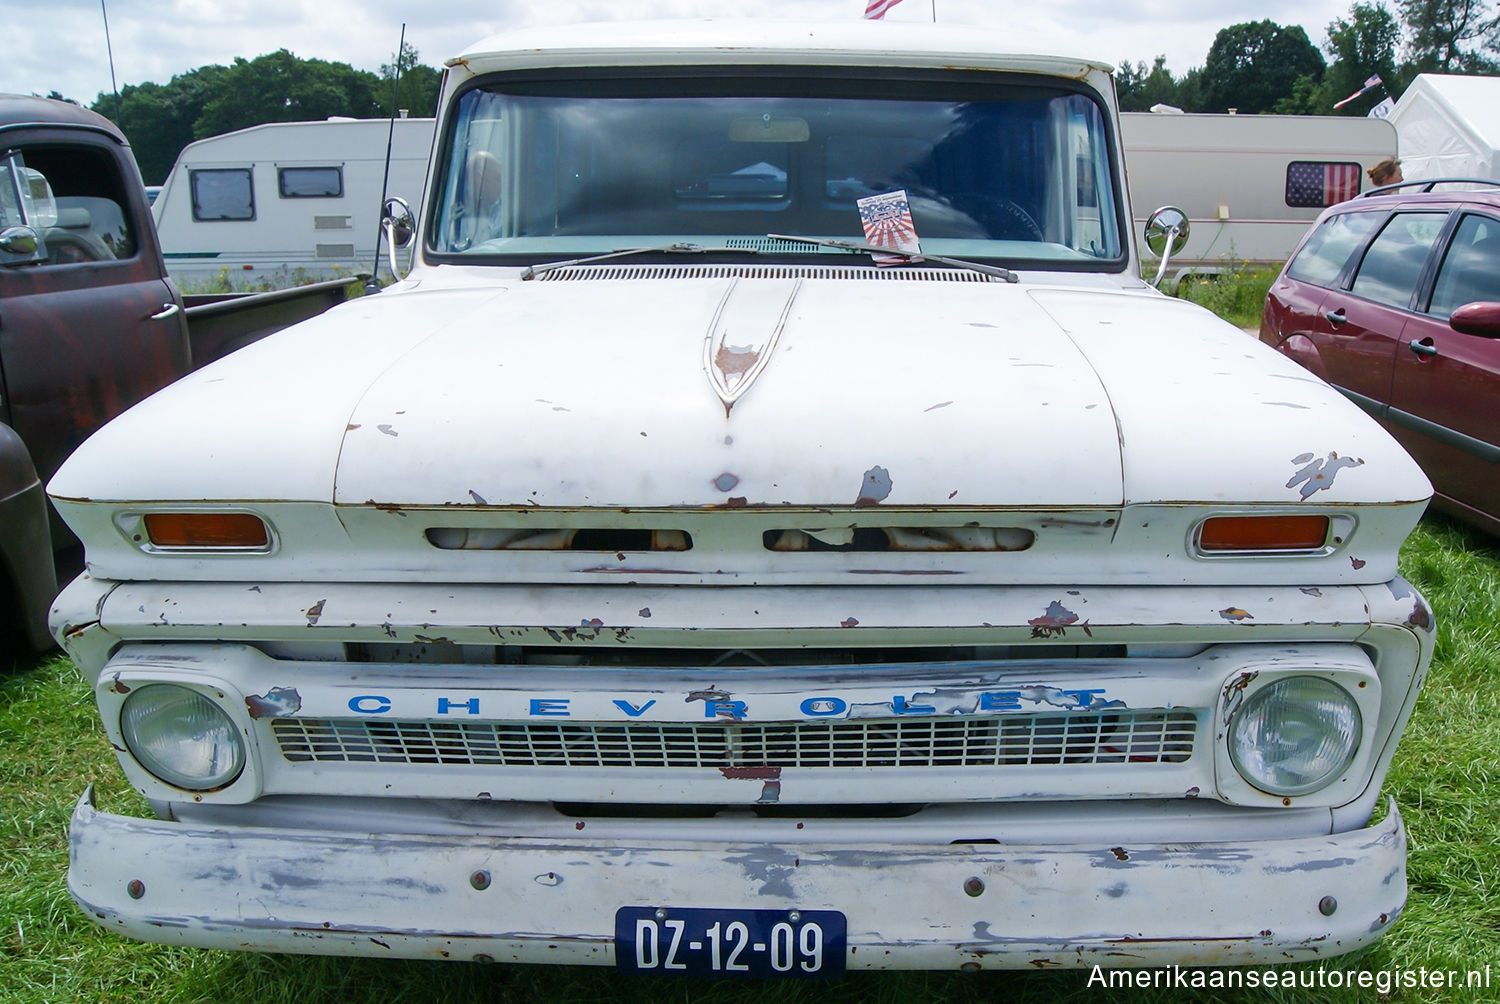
[143,513,270,549]
[1199,515,1329,552]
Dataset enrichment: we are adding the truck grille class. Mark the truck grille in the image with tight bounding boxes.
[272,711,1198,769]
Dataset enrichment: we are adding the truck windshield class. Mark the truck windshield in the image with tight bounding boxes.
[428,73,1124,267]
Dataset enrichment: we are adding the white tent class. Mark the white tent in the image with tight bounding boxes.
[1387,74,1500,180]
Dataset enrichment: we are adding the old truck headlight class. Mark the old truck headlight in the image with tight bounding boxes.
[1229,677,1361,795]
[120,685,246,791]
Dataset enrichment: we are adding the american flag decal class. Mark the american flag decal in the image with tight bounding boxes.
[1285,161,1362,208]
[857,189,923,264]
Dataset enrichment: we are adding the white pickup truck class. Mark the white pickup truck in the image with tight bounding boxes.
[50,20,1436,975]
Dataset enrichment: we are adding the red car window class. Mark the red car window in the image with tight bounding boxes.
[1349,212,1445,308]
[1286,212,1381,287]
[1429,214,1500,318]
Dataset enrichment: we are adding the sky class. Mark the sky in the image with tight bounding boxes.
[10,0,1362,110]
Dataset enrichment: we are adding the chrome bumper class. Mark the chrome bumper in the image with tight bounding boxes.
[68,788,1407,969]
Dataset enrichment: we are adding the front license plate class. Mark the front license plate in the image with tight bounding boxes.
[615,906,846,978]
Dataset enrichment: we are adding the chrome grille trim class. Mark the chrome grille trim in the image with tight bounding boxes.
[273,711,1198,769]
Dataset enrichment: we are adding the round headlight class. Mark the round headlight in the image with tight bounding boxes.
[120,684,246,791]
[1229,676,1361,796]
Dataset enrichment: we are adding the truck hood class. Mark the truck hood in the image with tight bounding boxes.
[49,270,1428,509]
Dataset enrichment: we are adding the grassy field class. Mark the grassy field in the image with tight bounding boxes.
[1175,263,1282,330]
[2,515,1496,1003]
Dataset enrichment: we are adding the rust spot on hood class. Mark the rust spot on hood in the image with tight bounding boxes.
[1286,451,1364,499]
[714,343,759,379]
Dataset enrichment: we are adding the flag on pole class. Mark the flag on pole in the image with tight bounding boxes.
[1333,74,1383,110]
[864,0,906,18]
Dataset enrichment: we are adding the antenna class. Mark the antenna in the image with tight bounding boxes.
[367,22,407,295]
[100,0,121,119]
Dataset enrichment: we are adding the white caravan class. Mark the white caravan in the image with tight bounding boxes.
[1121,110,1397,280]
[151,116,435,286]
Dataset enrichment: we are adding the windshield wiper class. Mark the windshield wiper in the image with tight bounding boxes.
[520,243,760,280]
[766,233,1018,283]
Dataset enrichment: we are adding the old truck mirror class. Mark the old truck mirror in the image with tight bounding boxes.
[0,224,44,264]
[381,197,414,280]
[1143,206,1190,289]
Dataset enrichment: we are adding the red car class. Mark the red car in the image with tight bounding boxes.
[1261,180,1500,535]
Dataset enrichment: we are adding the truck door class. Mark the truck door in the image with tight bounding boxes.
[0,130,190,490]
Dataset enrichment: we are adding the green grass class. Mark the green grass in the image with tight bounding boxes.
[1175,263,1281,330]
[2,516,1496,1002]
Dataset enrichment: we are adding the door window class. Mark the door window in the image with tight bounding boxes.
[1429,214,1500,318]
[1349,212,1444,309]
[0,145,137,264]
[1285,212,1381,287]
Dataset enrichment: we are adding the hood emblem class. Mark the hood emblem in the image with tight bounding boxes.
[703,276,802,416]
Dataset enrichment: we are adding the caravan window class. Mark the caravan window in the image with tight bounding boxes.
[1285,162,1362,208]
[190,168,255,221]
[279,166,343,198]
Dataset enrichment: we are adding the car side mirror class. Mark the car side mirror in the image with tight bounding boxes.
[1143,206,1190,290]
[1449,301,1500,338]
[380,197,415,282]
[0,224,43,264]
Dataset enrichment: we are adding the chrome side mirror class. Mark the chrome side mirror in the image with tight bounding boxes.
[0,224,42,262]
[1143,206,1190,289]
[381,197,415,280]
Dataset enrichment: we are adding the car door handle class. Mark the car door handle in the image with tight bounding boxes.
[1324,307,1347,327]
[1408,337,1438,358]
[149,302,181,321]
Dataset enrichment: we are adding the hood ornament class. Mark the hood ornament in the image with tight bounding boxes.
[703,276,802,416]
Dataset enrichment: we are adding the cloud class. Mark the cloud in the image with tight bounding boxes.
[7,0,1354,108]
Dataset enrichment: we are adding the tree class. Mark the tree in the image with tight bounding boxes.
[1400,0,1498,72]
[379,42,443,119]
[1116,56,1184,112]
[92,65,229,185]
[193,50,385,138]
[1201,21,1328,113]
[1323,2,1406,109]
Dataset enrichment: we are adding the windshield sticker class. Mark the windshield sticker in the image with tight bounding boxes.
[857,189,923,264]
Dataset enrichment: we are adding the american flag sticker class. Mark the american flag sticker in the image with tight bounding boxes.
[1285,162,1362,208]
[857,189,923,264]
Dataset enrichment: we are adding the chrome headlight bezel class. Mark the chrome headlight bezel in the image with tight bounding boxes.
[1223,673,1368,800]
[119,683,247,791]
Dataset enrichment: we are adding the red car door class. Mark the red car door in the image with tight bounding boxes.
[1312,211,1448,411]
[1262,210,1384,388]
[1389,211,1500,531]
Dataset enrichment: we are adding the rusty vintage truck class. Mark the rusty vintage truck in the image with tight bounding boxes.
[0,95,356,650]
[47,22,1436,974]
